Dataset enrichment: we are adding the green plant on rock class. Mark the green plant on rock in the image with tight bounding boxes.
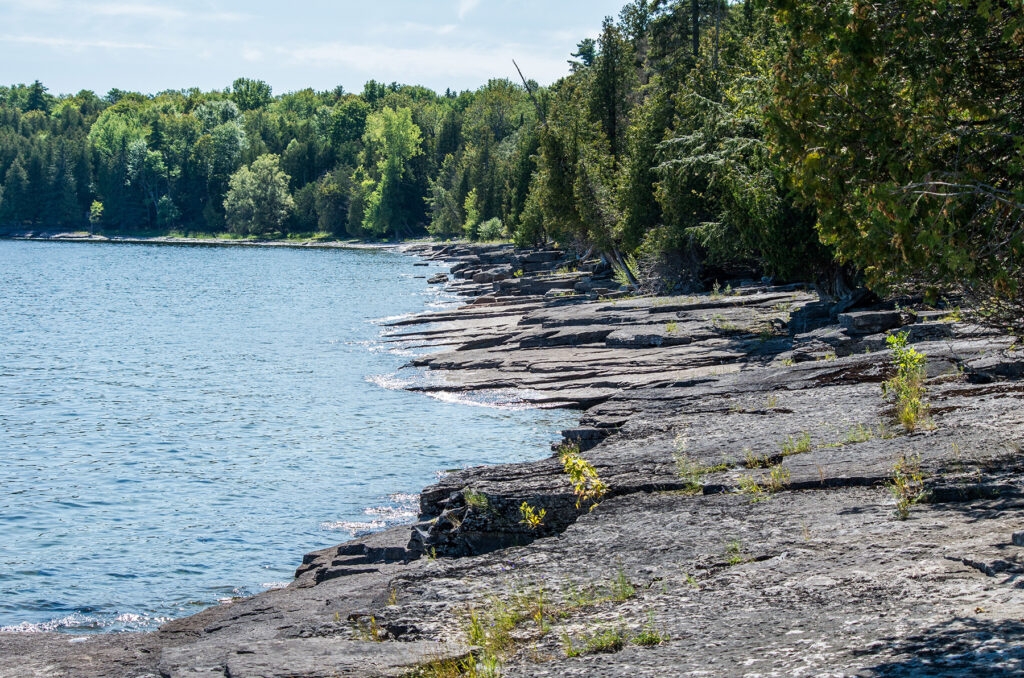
[562,627,628,657]
[354,615,385,642]
[743,448,771,469]
[518,502,546,530]
[665,321,678,334]
[724,540,747,566]
[766,465,791,492]
[632,613,670,646]
[887,453,926,520]
[780,432,812,457]
[463,488,490,512]
[612,253,640,289]
[674,453,728,494]
[738,464,790,502]
[559,445,608,511]
[610,566,635,602]
[882,332,930,431]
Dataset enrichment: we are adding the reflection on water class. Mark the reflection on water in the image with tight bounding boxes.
[0,240,574,633]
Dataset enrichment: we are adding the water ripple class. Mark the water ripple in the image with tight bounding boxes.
[0,241,575,633]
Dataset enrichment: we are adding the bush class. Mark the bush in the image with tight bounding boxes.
[882,332,929,431]
[476,217,504,241]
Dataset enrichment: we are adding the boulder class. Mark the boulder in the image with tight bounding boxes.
[838,310,903,335]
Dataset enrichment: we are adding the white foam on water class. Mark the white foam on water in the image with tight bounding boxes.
[0,611,170,633]
[422,388,542,410]
[363,505,417,522]
[320,519,388,536]
[371,313,416,324]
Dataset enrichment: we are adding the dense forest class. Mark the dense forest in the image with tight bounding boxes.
[1,1,1022,330]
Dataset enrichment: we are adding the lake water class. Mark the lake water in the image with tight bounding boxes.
[0,240,573,633]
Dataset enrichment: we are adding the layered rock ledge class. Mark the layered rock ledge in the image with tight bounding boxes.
[3,243,1024,677]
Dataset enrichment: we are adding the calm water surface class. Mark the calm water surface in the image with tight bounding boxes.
[0,240,573,632]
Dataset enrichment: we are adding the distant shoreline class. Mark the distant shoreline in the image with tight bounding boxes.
[0,231,408,251]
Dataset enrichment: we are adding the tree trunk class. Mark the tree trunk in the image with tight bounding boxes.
[692,0,700,58]
[713,0,721,73]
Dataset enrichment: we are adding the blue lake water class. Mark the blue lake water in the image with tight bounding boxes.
[0,240,573,633]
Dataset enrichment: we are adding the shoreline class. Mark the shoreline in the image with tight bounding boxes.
[0,231,408,250]
[2,242,1024,677]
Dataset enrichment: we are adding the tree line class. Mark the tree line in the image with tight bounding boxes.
[1,1,1021,329]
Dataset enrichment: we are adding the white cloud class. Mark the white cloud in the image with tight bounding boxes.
[457,0,479,21]
[0,34,163,50]
[278,41,567,87]
[394,21,458,36]
[88,3,186,20]
[2,1,247,23]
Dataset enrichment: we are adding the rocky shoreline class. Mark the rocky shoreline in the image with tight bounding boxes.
[2,242,1024,677]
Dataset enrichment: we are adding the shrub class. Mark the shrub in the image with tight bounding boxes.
[882,332,929,431]
[558,445,608,510]
[887,453,926,520]
[476,217,504,241]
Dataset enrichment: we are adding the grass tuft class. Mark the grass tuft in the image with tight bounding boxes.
[887,453,926,519]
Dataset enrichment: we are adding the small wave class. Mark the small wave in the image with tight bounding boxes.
[363,505,417,522]
[320,519,388,537]
[423,388,544,411]
[0,611,170,633]
[260,582,289,590]
[216,587,252,604]
[115,612,170,626]
[369,343,424,357]
[371,313,416,324]
[388,492,418,504]
[366,373,416,390]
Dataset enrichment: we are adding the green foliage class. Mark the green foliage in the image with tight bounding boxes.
[476,217,504,241]
[724,540,747,565]
[562,627,628,656]
[631,614,670,646]
[462,188,481,239]
[360,106,423,238]
[88,201,104,228]
[887,453,926,520]
[610,565,635,601]
[354,615,385,642]
[771,0,1024,326]
[612,252,640,288]
[559,446,609,511]
[673,451,728,495]
[882,332,930,431]
[462,488,490,512]
[223,154,295,235]
[779,432,812,457]
[518,501,546,529]
[3,0,1017,310]
[231,78,273,112]
[738,464,790,502]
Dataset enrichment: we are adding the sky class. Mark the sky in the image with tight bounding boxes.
[0,0,627,97]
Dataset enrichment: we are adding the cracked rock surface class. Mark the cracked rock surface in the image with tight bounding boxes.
[2,243,1023,677]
